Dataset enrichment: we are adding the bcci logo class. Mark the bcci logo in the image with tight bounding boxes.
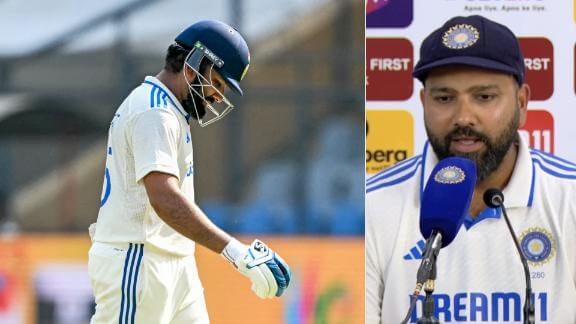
[443,24,480,49]
[434,166,465,184]
[520,227,555,266]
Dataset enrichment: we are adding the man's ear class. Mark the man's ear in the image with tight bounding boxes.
[183,64,197,81]
[517,83,530,128]
[419,87,426,107]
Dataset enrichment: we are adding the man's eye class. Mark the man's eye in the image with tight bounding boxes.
[433,95,452,103]
[477,94,496,101]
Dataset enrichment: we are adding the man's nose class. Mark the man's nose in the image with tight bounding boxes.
[453,97,478,127]
[210,93,223,104]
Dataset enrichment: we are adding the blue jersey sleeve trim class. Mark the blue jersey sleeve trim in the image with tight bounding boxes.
[162,94,168,108]
[527,160,536,207]
[530,150,576,172]
[156,87,162,108]
[532,158,576,180]
[366,156,422,186]
[366,154,421,183]
[531,149,576,168]
[419,141,430,202]
[366,161,422,193]
[149,86,156,108]
[143,80,191,123]
[100,168,111,207]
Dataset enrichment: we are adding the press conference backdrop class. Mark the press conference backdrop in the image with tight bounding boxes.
[366,1,576,175]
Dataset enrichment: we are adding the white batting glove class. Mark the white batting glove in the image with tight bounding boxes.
[222,239,291,299]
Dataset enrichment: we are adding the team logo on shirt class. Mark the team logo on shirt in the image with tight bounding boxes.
[443,24,479,50]
[520,227,555,266]
[434,166,465,184]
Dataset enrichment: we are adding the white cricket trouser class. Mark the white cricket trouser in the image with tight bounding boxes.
[88,241,209,324]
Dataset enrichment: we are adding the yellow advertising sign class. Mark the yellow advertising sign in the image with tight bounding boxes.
[366,110,414,174]
[199,238,364,323]
[0,235,364,324]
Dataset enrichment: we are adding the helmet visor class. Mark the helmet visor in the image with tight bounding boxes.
[184,49,234,127]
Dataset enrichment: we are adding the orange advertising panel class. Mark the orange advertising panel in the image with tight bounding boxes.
[0,235,364,324]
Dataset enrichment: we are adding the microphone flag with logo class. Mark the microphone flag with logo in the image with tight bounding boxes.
[400,157,478,324]
[420,157,477,247]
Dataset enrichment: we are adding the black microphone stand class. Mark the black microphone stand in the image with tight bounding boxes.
[499,199,535,324]
[417,255,439,324]
[401,232,443,324]
[484,189,535,324]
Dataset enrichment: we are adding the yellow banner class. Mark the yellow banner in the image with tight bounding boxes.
[0,235,364,324]
[366,110,414,174]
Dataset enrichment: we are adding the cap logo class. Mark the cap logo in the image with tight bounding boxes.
[434,165,465,184]
[442,24,480,50]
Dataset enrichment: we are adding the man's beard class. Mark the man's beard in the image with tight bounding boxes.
[426,108,520,182]
[182,90,206,120]
[181,81,207,120]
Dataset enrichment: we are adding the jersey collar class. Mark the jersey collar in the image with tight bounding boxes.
[143,76,191,124]
[420,133,536,209]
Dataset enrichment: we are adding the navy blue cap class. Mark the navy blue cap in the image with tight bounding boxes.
[176,20,250,95]
[413,15,525,85]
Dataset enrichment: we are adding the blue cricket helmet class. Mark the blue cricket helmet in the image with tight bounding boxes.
[175,20,250,96]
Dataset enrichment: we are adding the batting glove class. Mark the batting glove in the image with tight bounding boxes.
[222,238,291,298]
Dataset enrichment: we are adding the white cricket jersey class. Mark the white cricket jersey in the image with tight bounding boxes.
[366,135,576,323]
[94,76,196,257]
